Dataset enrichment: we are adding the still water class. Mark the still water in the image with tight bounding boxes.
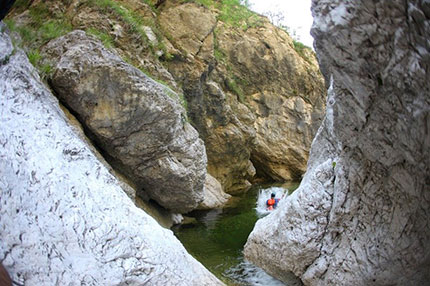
[173,182,299,285]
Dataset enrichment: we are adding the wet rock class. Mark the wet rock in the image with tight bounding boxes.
[245,0,430,285]
[42,30,207,213]
[0,26,223,285]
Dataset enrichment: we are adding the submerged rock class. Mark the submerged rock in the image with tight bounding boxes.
[42,30,207,213]
[0,25,223,285]
[245,0,430,285]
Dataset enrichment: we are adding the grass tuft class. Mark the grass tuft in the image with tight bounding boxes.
[86,28,115,48]
[217,0,261,30]
[292,40,312,64]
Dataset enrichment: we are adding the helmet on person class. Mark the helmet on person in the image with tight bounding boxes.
[271,193,276,198]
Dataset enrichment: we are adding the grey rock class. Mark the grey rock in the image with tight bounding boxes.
[245,0,430,285]
[42,30,207,213]
[0,27,224,286]
[0,23,13,63]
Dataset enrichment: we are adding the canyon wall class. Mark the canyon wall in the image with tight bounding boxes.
[158,1,326,190]
[6,0,326,193]
[245,0,430,285]
[0,24,224,286]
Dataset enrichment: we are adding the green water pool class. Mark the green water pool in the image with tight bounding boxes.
[173,182,300,285]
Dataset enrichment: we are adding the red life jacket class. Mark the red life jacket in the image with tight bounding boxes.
[267,198,275,206]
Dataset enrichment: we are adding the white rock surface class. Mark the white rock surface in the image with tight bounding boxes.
[244,0,430,285]
[0,24,224,286]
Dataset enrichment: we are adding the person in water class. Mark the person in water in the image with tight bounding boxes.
[266,193,280,210]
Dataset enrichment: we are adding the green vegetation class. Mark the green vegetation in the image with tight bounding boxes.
[226,77,244,103]
[184,0,213,7]
[5,2,72,48]
[39,20,72,42]
[213,29,226,63]
[214,48,225,62]
[293,39,312,64]
[184,0,262,30]
[27,49,42,66]
[217,0,261,30]
[26,49,53,79]
[88,0,172,60]
[4,2,70,79]
[5,0,172,78]
[89,0,149,38]
[9,0,33,13]
[86,27,115,48]
[90,0,154,12]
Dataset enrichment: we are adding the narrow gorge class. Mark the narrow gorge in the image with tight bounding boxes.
[1,0,429,285]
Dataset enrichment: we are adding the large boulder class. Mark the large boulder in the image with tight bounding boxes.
[0,24,223,286]
[244,0,430,285]
[42,30,207,213]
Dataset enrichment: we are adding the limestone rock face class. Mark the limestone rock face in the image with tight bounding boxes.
[216,21,325,182]
[158,2,326,190]
[43,30,207,213]
[158,3,217,58]
[0,25,223,286]
[245,0,430,285]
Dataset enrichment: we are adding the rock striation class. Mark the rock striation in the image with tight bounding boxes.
[0,24,223,286]
[245,0,430,285]
[42,30,207,213]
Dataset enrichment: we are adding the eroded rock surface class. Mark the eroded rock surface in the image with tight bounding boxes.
[245,0,430,285]
[0,25,223,286]
[42,30,207,213]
